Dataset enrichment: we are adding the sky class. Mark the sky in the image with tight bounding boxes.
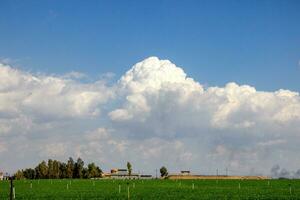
[0,0,300,177]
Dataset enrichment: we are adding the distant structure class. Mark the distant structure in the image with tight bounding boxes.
[102,168,152,179]
[0,172,8,180]
[140,175,152,179]
[168,170,269,180]
[180,170,191,175]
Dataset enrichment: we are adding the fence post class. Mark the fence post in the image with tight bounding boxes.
[13,187,15,199]
[127,182,130,200]
[10,177,14,200]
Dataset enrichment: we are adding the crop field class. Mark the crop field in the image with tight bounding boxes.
[1,179,300,199]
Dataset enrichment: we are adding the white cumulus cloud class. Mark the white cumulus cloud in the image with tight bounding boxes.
[0,63,114,121]
[1,57,300,175]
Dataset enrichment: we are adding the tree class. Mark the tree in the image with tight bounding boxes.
[14,170,24,180]
[24,168,36,179]
[96,166,103,178]
[74,158,84,178]
[48,159,54,178]
[59,162,67,178]
[160,166,168,178]
[66,157,74,178]
[35,161,48,179]
[127,162,132,177]
[87,163,102,178]
[53,160,60,179]
[83,167,89,179]
[12,157,103,180]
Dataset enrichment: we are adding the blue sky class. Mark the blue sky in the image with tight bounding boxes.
[1,0,299,91]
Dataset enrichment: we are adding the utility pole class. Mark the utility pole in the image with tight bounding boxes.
[155,169,158,179]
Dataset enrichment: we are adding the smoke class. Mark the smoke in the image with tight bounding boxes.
[271,165,300,178]
[271,165,280,177]
[295,169,300,178]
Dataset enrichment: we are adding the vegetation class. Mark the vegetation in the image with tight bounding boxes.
[13,157,102,179]
[127,161,132,176]
[160,166,168,177]
[10,159,300,199]
[1,179,300,199]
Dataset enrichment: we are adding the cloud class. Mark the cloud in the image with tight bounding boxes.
[0,63,114,121]
[40,143,67,157]
[62,71,87,79]
[257,139,286,147]
[74,128,195,172]
[1,57,300,175]
[109,57,300,140]
[0,141,7,153]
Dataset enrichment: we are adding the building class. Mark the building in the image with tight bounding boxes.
[0,172,3,180]
[110,168,139,179]
[180,170,191,175]
[139,175,152,179]
[102,168,153,179]
[114,169,128,175]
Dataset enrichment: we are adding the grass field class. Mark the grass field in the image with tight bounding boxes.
[1,179,300,199]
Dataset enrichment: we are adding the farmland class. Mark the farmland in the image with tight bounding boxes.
[1,179,300,199]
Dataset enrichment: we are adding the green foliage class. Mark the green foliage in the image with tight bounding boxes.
[59,162,67,178]
[15,157,102,179]
[160,166,168,177]
[53,160,60,178]
[35,161,48,179]
[14,170,24,180]
[47,159,53,178]
[23,168,35,179]
[74,158,84,178]
[66,157,74,178]
[87,163,102,178]
[127,162,132,176]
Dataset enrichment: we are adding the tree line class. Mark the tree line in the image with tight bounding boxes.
[14,157,102,179]
[13,158,169,180]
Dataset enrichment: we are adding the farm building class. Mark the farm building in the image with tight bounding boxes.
[139,175,152,179]
[180,170,191,175]
[102,168,152,179]
[113,169,127,175]
[110,168,139,179]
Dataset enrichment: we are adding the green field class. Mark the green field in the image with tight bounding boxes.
[1,179,300,199]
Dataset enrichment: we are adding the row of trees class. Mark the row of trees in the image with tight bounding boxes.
[14,157,102,179]
[14,158,169,179]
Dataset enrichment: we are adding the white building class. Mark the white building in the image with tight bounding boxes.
[106,168,152,179]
